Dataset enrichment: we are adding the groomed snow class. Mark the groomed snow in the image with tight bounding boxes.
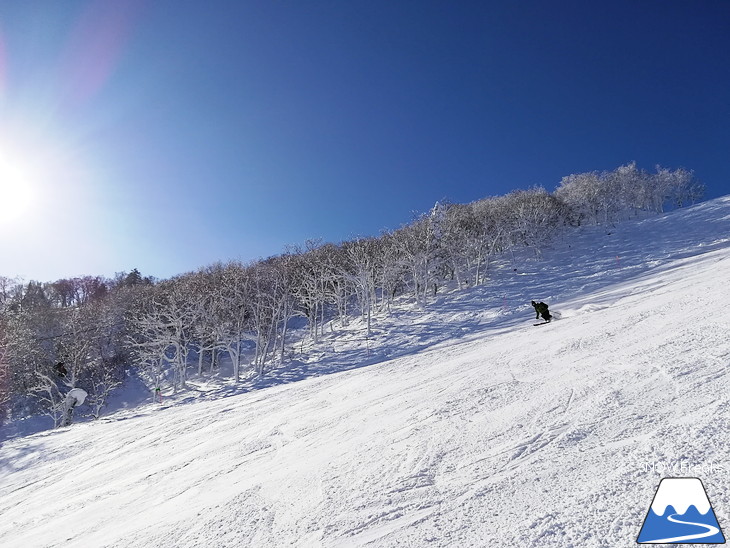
[2,197,730,547]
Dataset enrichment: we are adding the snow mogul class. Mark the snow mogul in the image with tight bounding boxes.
[531,300,552,323]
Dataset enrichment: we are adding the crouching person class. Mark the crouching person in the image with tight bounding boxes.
[531,300,552,323]
[62,388,88,427]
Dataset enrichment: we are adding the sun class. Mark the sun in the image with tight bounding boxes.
[0,153,36,225]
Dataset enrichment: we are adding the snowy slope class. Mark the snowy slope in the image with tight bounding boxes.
[2,197,730,547]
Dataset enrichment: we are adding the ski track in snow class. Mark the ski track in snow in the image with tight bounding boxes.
[648,513,721,543]
[1,197,730,547]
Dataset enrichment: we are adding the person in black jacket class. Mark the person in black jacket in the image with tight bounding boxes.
[55,362,67,377]
[531,300,552,322]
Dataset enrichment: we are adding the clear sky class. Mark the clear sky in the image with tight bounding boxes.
[1,0,729,282]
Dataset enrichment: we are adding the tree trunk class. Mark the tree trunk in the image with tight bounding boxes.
[279,316,288,363]
[234,339,241,383]
[197,346,204,376]
[366,298,371,338]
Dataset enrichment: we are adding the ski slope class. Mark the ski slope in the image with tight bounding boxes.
[2,197,730,547]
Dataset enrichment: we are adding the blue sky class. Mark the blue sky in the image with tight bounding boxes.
[1,0,729,281]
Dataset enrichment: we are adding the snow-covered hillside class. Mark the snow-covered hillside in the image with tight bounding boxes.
[2,197,730,547]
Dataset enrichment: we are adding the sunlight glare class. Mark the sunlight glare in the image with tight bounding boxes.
[0,152,36,224]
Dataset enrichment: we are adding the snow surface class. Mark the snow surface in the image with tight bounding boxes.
[2,197,730,547]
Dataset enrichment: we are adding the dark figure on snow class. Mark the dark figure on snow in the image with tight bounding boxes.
[531,300,552,322]
[55,362,67,377]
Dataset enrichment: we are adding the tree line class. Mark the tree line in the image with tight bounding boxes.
[0,163,703,426]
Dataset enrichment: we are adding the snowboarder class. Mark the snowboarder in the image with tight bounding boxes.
[62,388,88,427]
[531,300,552,323]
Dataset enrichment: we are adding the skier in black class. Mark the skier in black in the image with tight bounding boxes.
[531,300,552,323]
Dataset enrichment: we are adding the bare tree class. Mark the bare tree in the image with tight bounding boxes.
[392,213,439,307]
[127,281,193,393]
[218,262,252,383]
[342,238,379,337]
[289,240,332,343]
[374,232,406,313]
[502,188,569,257]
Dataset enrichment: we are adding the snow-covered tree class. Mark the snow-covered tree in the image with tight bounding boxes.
[289,240,335,343]
[502,188,570,256]
[392,212,441,307]
[555,163,703,225]
[217,262,252,382]
[342,237,379,337]
[655,166,704,209]
[374,231,407,313]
